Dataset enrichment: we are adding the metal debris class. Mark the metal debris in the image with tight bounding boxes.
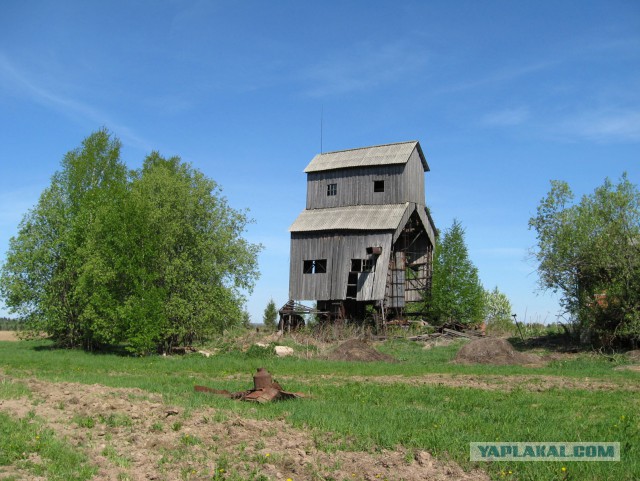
[194,368,305,403]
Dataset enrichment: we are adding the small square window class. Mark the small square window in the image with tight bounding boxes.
[327,183,337,196]
[374,180,384,192]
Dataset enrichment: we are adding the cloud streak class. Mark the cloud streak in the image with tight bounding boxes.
[435,60,554,95]
[481,107,530,127]
[302,41,428,97]
[0,53,152,152]
[559,110,640,143]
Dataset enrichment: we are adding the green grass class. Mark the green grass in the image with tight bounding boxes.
[0,411,97,480]
[0,338,638,480]
[0,376,96,480]
[0,377,31,399]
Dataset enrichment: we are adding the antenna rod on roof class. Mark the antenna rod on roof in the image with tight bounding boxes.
[320,104,323,154]
[320,104,324,154]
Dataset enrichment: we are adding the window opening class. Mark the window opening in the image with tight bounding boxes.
[351,259,362,272]
[303,259,327,274]
[374,180,385,192]
[327,183,337,196]
[350,258,375,272]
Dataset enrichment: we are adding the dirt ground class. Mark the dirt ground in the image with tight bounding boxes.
[0,331,20,341]
[325,339,397,362]
[454,338,541,366]
[0,376,489,481]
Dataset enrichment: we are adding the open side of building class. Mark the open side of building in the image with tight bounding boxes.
[287,141,436,323]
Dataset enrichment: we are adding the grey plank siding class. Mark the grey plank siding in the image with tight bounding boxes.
[416,205,436,247]
[392,203,416,244]
[401,147,426,206]
[289,232,392,301]
[306,165,406,209]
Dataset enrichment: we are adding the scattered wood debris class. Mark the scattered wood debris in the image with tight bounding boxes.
[375,321,485,342]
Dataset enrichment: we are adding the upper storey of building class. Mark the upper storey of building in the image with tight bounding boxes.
[303,141,429,210]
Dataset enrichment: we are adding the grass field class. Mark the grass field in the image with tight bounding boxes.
[0,335,638,480]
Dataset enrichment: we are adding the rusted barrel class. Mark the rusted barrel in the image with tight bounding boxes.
[253,367,272,390]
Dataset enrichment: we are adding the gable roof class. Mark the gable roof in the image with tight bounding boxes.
[289,203,409,232]
[304,141,428,173]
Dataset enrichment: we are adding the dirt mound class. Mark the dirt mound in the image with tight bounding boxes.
[626,349,640,362]
[326,339,397,362]
[455,338,542,366]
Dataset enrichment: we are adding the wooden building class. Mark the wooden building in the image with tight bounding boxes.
[287,141,436,321]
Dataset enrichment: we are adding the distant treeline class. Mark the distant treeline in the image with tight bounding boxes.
[0,317,25,331]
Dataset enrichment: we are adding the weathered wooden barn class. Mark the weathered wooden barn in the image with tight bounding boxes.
[287,141,436,322]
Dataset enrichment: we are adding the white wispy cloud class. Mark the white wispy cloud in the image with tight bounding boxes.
[0,52,152,151]
[481,107,530,127]
[303,41,428,97]
[559,110,640,143]
[435,60,554,95]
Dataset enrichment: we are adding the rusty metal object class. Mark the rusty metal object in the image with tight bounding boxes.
[194,367,305,403]
[253,367,272,390]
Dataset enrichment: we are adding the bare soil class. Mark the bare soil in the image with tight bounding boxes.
[0,331,20,341]
[0,376,489,481]
[325,339,397,362]
[454,338,542,366]
[626,350,640,362]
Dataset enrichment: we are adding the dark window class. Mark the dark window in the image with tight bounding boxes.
[303,259,327,274]
[374,180,385,192]
[327,183,337,196]
[315,259,327,273]
[350,258,375,272]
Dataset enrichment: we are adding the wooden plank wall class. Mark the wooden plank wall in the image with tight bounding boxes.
[401,148,427,207]
[305,147,427,210]
[306,165,405,209]
[289,232,393,301]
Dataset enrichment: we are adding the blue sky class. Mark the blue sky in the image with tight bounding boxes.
[1,1,638,324]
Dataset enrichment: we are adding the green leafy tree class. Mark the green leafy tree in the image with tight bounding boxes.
[529,174,640,346]
[262,298,278,331]
[484,287,514,334]
[0,130,128,349]
[0,131,262,354]
[117,153,262,354]
[425,219,485,326]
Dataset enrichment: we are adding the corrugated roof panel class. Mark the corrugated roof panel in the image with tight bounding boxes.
[289,203,410,232]
[304,141,427,173]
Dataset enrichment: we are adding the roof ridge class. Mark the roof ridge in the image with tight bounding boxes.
[318,140,417,156]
